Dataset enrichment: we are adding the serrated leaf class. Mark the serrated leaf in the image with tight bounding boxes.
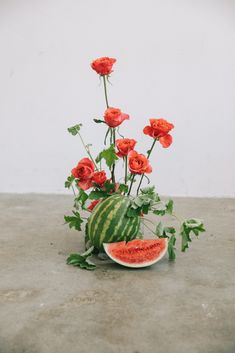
[93,119,106,124]
[64,211,83,231]
[164,227,176,235]
[184,218,205,231]
[66,249,96,271]
[166,199,174,215]
[142,204,149,214]
[67,124,82,136]
[126,207,140,218]
[133,197,144,207]
[74,189,89,209]
[95,145,118,168]
[64,175,75,189]
[180,218,205,252]
[103,180,115,193]
[89,189,108,200]
[181,230,191,252]
[140,186,155,195]
[118,184,128,194]
[168,234,176,260]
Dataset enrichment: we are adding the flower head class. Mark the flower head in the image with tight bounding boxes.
[144,119,174,137]
[104,107,129,128]
[92,170,107,187]
[71,158,95,190]
[116,138,137,158]
[128,150,152,175]
[91,57,116,76]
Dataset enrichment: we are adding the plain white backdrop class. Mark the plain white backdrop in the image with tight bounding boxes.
[0,0,235,196]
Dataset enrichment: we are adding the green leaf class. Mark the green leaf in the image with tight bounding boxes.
[89,189,107,200]
[103,180,116,193]
[168,234,176,260]
[93,119,106,124]
[155,222,176,238]
[181,229,191,252]
[65,175,75,189]
[140,186,155,195]
[166,199,174,215]
[153,201,167,216]
[67,124,82,136]
[184,218,205,232]
[64,211,83,231]
[126,207,140,218]
[66,247,96,271]
[95,145,118,168]
[133,197,144,208]
[180,218,205,252]
[164,227,176,235]
[74,189,88,209]
[142,204,149,214]
[118,184,128,194]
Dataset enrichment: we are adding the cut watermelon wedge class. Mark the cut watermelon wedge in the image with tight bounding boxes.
[103,239,168,268]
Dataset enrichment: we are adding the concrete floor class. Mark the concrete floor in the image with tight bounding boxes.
[0,194,235,353]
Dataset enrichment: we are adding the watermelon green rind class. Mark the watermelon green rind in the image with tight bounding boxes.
[103,239,168,268]
[87,194,140,251]
[88,195,120,239]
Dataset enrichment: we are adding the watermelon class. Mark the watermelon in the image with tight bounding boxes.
[87,194,140,251]
[103,239,168,268]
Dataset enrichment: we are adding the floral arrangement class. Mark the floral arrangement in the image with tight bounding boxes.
[64,57,205,270]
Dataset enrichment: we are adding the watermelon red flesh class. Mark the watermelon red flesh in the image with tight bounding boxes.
[104,239,167,268]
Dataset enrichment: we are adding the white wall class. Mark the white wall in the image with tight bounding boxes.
[1,0,235,197]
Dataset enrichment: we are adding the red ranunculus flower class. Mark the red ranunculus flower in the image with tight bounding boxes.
[87,199,101,211]
[116,138,137,158]
[143,118,174,139]
[71,158,95,190]
[92,170,107,187]
[91,57,116,76]
[104,107,129,128]
[128,150,152,175]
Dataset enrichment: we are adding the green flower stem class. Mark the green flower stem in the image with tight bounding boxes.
[136,138,157,195]
[102,74,116,184]
[77,131,98,170]
[141,220,156,236]
[172,213,183,223]
[124,155,128,184]
[127,174,135,196]
[111,128,116,183]
[103,75,109,108]
[71,185,76,196]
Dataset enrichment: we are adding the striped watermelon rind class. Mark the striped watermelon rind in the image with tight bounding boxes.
[87,194,140,251]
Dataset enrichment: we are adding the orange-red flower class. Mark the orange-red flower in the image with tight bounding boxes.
[87,199,101,211]
[71,158,95,190]
[128,151,152,175]
[116,138,137,158]
[143,118,174,138]
[91,57,116,76]
[104,107,129,128]
[92,170,107,187]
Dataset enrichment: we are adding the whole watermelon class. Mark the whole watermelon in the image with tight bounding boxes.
[87,194,140,251]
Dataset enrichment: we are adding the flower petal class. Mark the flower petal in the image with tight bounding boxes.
[159,134,173,148]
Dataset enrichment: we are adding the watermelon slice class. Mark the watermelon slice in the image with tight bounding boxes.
[103,239,168,268]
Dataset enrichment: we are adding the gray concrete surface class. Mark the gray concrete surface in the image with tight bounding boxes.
[0,194,235,353]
